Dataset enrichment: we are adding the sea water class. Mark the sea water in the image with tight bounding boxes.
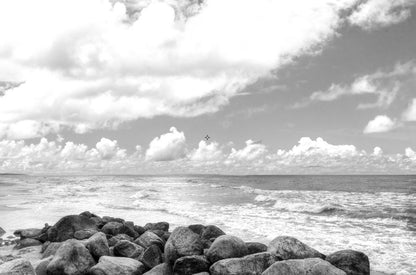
[0,175,415,274]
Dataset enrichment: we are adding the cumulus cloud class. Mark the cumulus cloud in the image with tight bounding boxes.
[188,140,223,162]
[145,127,186,161]
[228,140,267,161]
[403,98,416,121]
[364,115,397,133]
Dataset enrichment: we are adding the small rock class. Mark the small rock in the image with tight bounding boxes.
[135,231,165,250]
[14,228,43,239]
[47,214,98,242]
[0,258,35,274]
[267,236,325,260]
[150,229,166,238]
[134,225,146,235]
[90,256,145,275]
[85,232,110,261]
[262,258,346,275]
[144,222,169,232]
[210,252,276,275]
[102,222,138,238]
[14,238,42,249]
[35,256,53,275]
[164,227,204,265]
[206,235,248,263]
[173,255,210,275]
[143,263,173,275]
[74,229,98,240]
[246,242,268,254]
[114,240,145,259]
[42,242,62,259]
[326,250,370,275]
[139,245,163,270]
[109,234,134,246]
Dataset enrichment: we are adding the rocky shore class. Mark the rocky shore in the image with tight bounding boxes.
[0,212,371,275]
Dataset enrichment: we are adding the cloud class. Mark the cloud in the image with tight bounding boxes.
[145,127,186,161]
[348,0,416,30]
[228,140,267,161]
[364,115,397,133]
[188,140,224,162]
[403,98,416,121]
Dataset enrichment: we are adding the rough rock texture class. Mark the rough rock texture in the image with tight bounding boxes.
[135,231,165,250]
[262,258,346,275]
[164,227,204,265]
[109,234,134,246]
[210,252,276,275]
[89,256,145,275]
[42,242,62,259]
[102,216,125,224]
[0,258,36,274]
[144,222,170,232]
[246,242,268,255]
[74,229,97,240]
[35,256,53,275]
[14,228,43,239]
[267,236,325,260]
[139,245,163,270]
[326,250,370,275]
[201,225,225,241]
[173,255,210,275]
[206,235,248,263]
[102,222,139,239]
[47,215,98,242]
[114,240,145,259]
[46,239,95,275]
[134,225,146,235]
[85,232,110,261]
[143,263,173,275]
[15,238,42,249]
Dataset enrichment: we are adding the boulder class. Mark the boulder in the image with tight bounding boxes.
[188,224,205,235]
[102,216,125,224]
[210,252,276,275]
[201,225,225,241]
[114,240,145,259]
[74,229,98,240]
[85,232,110,261]
[206,235,248,263]
[246,242,268,254]
[262,258,346,275]
[0,258,35,274]
[101,222,138,238]
[267,236,325,260]
[89,256,145,275]
[47,215,98,242]
[109,234,134,246]
[144,222,169,232]
[35,256,53,275]
[134,225,146,235]
[150,229,166,238]
[162,232,171,242]
[164,227,204,265]
[14,238,42,249]
[143,263,173,275]
[173,255,210,275]
[42,242,62,259]
[79,211,100,219]
[139,245,163,270]
[135,231,165,250]
[14,228,43,239]
[46,239,95,275]
[326,250,370,275]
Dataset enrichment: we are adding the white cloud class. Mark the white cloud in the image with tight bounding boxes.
[349,0,416,30]
[364,115,397,133]
[96,138,126,159]
[189,140,223,162]
[228,140,267,161]
[145,127,186,161]
[403,98,416,121]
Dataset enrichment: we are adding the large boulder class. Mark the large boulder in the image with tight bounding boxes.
[46,239,95,275]
[143,263,173,275]
[109,234,134,246]
[0,258,35,274]
[85,232,110,261]
[114,240,145,259]
[42,242,62,259]
[35,256,53,275]
[14,238,42,249]
[173,255,210,275]
[47,215,98,242]
[246,242,268,255]
[89,256,145,275]
[206,235,248,263]
[262,258,346,275]
[326,250,370,275]
[135,231,165,250]
[139,245,163,270]
[267,236,325,260]
[102,216,125,224]
[164,227,204,265]
[74,229,97,240]
[144,222,169,232]
[101,222,138,239]
[201,225,225,241]
[210,252,276,275]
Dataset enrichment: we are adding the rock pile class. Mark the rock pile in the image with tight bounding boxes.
[0,212,370,275]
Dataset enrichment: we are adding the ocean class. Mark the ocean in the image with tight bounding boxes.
[0,175,415,274]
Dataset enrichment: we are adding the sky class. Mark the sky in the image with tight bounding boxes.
[0,0,416,174]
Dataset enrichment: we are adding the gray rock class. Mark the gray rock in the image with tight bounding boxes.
[326,250,370,275]
[109,234,134,246]
[0,258,35,274]
[14,228,43,239]
[102,216,125,224]
[74,229,98,240]
[188,224,205,235]
[201,225,225,241]
[210,252,276,275]
[46,239,95,275]
[135,231,165,250]
[101,222,138,238]
[134,225,146,235]
[173,255,210,275]
[85,232,110,261]
[114,240,145,259]
[262,258,346,275]
[144,222,169,232]
[14,238,42,249]
[206,235,248,263]
[47,215,98,242]
[139,245,163,270]
[79,211,100,219]
[164,227,203,265]
[267,236,325,260]
[246,242,268,254]
[89,256,145,275]
[143,263,173,275]
[0,227,5,237]
[35,256,53,275]
[193,273,210,275]
[42,242,62,259]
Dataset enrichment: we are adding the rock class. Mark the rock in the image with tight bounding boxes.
[164,227,204,265]
[139,245,163,270]
[89,256,145,275]
[102,216,125,224]
[35,256,53,275]
[206,235,248,263]
[262,258,346,275]
[14,228,43,239]
[173,255,210,275]
[14,238,42,249]
[135,231,165,250]
[47,214,98,242]
[0,227,5,237]
[188,224,205,235]
[246,242,268,255]
[114,240,145,259]
[91,217,105,228]
[79,211,99,219]
[42,242,62,259]
[46,239,95,275]
[74,229,98,240]
[267,236,325,260]
[201,225,225,241]
[109,234,134,246]
[326,250,370,275]
[162,232,171,242]
[193,273,209,275]
[85,232,110,261]
[101,222,138,238]
[143,263,173,275]
[0,258,35,274]
[210,252,276,275]
[144,222,169,232]
[150,229,166,238]
[134,225,146,235]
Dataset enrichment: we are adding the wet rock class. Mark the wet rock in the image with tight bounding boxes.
[326,250,370,275]
[210,252,276,275]
[206,235,248,263]
[262,258,346,275]
[109,234,134,246]
[89,256,145,275]
[144,222,169,232]
[46,239,95,275]
[14,238,42,249]
[164,227,204,265]
[246,242,268,255]
[74,229,98,240]
[85,232,110,261]
[267,236,325,260]
[47,214,98,242]
[139,245,163,270]
[35,256,53,275]
[143,263,173,275]
[0,258,35,274]
[135,231,165,250]
[42,242,62,259]
[114,240,145,259]
[173,255,210,275]
[14,228,43,239]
